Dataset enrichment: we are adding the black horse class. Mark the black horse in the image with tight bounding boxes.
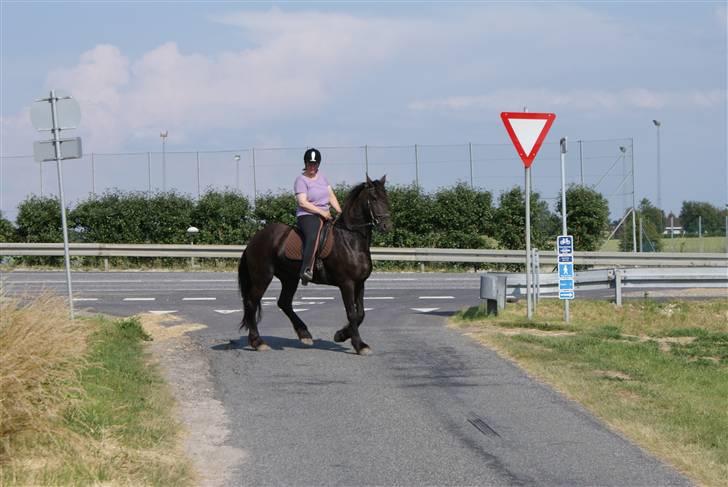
[238,175,392,355]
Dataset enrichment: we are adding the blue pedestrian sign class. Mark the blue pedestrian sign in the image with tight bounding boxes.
[557,235,573,255]
[559,263,574,278]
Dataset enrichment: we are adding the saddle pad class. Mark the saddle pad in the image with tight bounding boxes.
[284,226,334,261]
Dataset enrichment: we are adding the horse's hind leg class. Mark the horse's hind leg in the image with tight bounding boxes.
[278,275,314,346]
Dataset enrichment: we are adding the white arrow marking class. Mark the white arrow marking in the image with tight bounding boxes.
[411,307,440,313]
[214,309,242,314]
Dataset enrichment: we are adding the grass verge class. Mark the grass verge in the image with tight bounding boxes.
[1,295,194,486]
[451,298,728,487]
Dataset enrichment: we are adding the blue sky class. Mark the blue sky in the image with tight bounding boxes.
[1,1,726,221]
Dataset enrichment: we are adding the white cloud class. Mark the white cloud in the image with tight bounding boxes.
[408,89,728,112]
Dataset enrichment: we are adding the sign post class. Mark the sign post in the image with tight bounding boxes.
[559,137,570,322]
[31,90,82,320]
[501,111,556,319]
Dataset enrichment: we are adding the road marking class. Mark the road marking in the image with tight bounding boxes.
[292,308,309,312]
[183,297,217,301]
[73,298,98,301]
[124,297,155,301]
[418,296,454,299]
[149,310,177,315]
[364,307,374,311]
[368,278,417,281]
[300,297,334,300]
[262,297,276,301]
[214,309,242,314]
[364,296,394,300]
[412,307,440,313]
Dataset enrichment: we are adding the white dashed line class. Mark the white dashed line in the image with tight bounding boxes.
[182,297,217,301]
[73,298,98,301]
[300,297,335,300]
[292,308,309,312]
[364,307,374,311]
[364,296,394,300]
[214,309,242,314]
[124,297,155,301]
[262,297,276,301]
[149,310,177,315]
[418,296,454,299]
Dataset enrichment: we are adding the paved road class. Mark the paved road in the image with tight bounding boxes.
[2,271,691,486]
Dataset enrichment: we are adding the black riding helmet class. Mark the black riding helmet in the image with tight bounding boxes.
[303,148,322,167]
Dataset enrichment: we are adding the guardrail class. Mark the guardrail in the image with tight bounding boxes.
[482,267,728,306]
[1,243,726,267]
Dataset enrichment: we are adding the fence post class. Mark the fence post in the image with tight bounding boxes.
[196,151,200,198]
[468,142,474,189]
[91,152,96,195]
[414,144,420,188]
[615,269,623,306]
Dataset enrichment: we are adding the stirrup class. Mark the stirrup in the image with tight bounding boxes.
[300,268,313,285]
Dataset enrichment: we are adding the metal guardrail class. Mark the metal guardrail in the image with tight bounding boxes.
[482,267,728,306]
[1,243,727,267]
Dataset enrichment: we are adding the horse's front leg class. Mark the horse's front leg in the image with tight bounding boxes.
[334,281,370,355]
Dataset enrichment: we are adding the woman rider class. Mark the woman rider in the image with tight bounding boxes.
[294,148,342,284]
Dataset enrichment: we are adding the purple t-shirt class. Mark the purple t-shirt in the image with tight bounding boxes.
[294,173,331,217]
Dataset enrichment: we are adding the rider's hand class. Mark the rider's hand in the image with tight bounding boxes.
[321,210,332,220]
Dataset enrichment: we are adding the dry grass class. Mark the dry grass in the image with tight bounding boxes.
[0,293,91,460]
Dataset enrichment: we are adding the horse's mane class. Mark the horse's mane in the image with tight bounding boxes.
[338,182,368,227]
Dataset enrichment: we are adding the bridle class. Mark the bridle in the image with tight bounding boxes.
[337,188,390,232]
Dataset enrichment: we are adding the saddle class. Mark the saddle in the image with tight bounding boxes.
[284,221,335,261]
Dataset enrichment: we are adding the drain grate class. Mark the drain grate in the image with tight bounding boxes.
[468,415,500,438]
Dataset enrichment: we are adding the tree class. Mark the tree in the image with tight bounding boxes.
[15,196,63,243]
[493,187,559,250]
[556,185,610,251]
[679,201,723,236]
[0,211,14,243]
[620,198,663,251]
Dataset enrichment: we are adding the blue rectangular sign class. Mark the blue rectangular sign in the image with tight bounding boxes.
[557,235,573,254]
[559,290,575,300]
[558,263,574,278]
[558,255,573,263]
[559,279,574,290]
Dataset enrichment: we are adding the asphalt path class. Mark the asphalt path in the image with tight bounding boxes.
[2,271,691,486]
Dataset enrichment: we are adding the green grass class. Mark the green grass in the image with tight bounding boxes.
[601,236,727,252]
[452,299,728,487]
[3,316,194,486]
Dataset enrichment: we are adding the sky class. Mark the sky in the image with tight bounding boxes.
[1,1,726,223]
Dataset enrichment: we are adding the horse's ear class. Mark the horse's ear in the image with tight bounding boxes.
[379,175,387,185]
[366,174,373,187]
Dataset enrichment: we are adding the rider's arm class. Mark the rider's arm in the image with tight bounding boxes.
[328,186,342,214]
[296,193,330,218]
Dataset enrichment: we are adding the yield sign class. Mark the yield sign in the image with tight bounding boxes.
[500,112,556,168]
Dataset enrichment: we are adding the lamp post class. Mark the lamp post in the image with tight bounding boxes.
[160,131,168,191]
[652,120,661,212]
[234,154,241,191]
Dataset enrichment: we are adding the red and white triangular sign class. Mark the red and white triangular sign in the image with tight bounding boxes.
[500,112,556,168]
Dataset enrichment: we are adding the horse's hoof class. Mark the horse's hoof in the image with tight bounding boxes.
[256,343,271,351]
[357,347,372,356]
[300,338,314,346]
[334,331,347,343]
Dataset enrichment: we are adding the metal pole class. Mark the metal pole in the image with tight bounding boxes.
[579,139,584,185]
[49,89,74,320]
[525,167,532,320]
[196,152,200,198]
[252,148,257,206]
[161,131,168,192]
[560,137,569,322]
[414,144,420,188]
[39,161,43,196]
[631,138,637,253]
[147,151,152,193]
[656,123,662,212]
[364,145,369,175]
[671,215,674,240]
[236,157,240,191]
[699,215,703,252]
[639,217,644,252]
[468,142,474,188]
[91,152,96,195]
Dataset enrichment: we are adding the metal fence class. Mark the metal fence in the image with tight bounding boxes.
[1,138,635,223]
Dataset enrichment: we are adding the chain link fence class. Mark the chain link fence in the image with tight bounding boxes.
[1,138,635,222]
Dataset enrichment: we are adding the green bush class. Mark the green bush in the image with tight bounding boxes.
[493,187,559,250]
[15,196,65,243]
[0,211,15,243]
[192,190,257,245]
[254,191,296,227]
[556,185,610,251]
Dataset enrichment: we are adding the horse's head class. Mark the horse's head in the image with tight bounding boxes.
[365,175,392,233]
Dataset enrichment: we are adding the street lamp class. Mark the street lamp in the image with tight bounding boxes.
[234,154,241,191]
[160,131,168,191]
[652,120,661,212]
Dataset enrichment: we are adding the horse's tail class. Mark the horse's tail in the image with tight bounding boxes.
[238,249,261,330]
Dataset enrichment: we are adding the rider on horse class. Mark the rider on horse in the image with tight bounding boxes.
[294,148,342,285]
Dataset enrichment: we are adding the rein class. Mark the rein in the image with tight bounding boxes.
[336,191,389,233]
